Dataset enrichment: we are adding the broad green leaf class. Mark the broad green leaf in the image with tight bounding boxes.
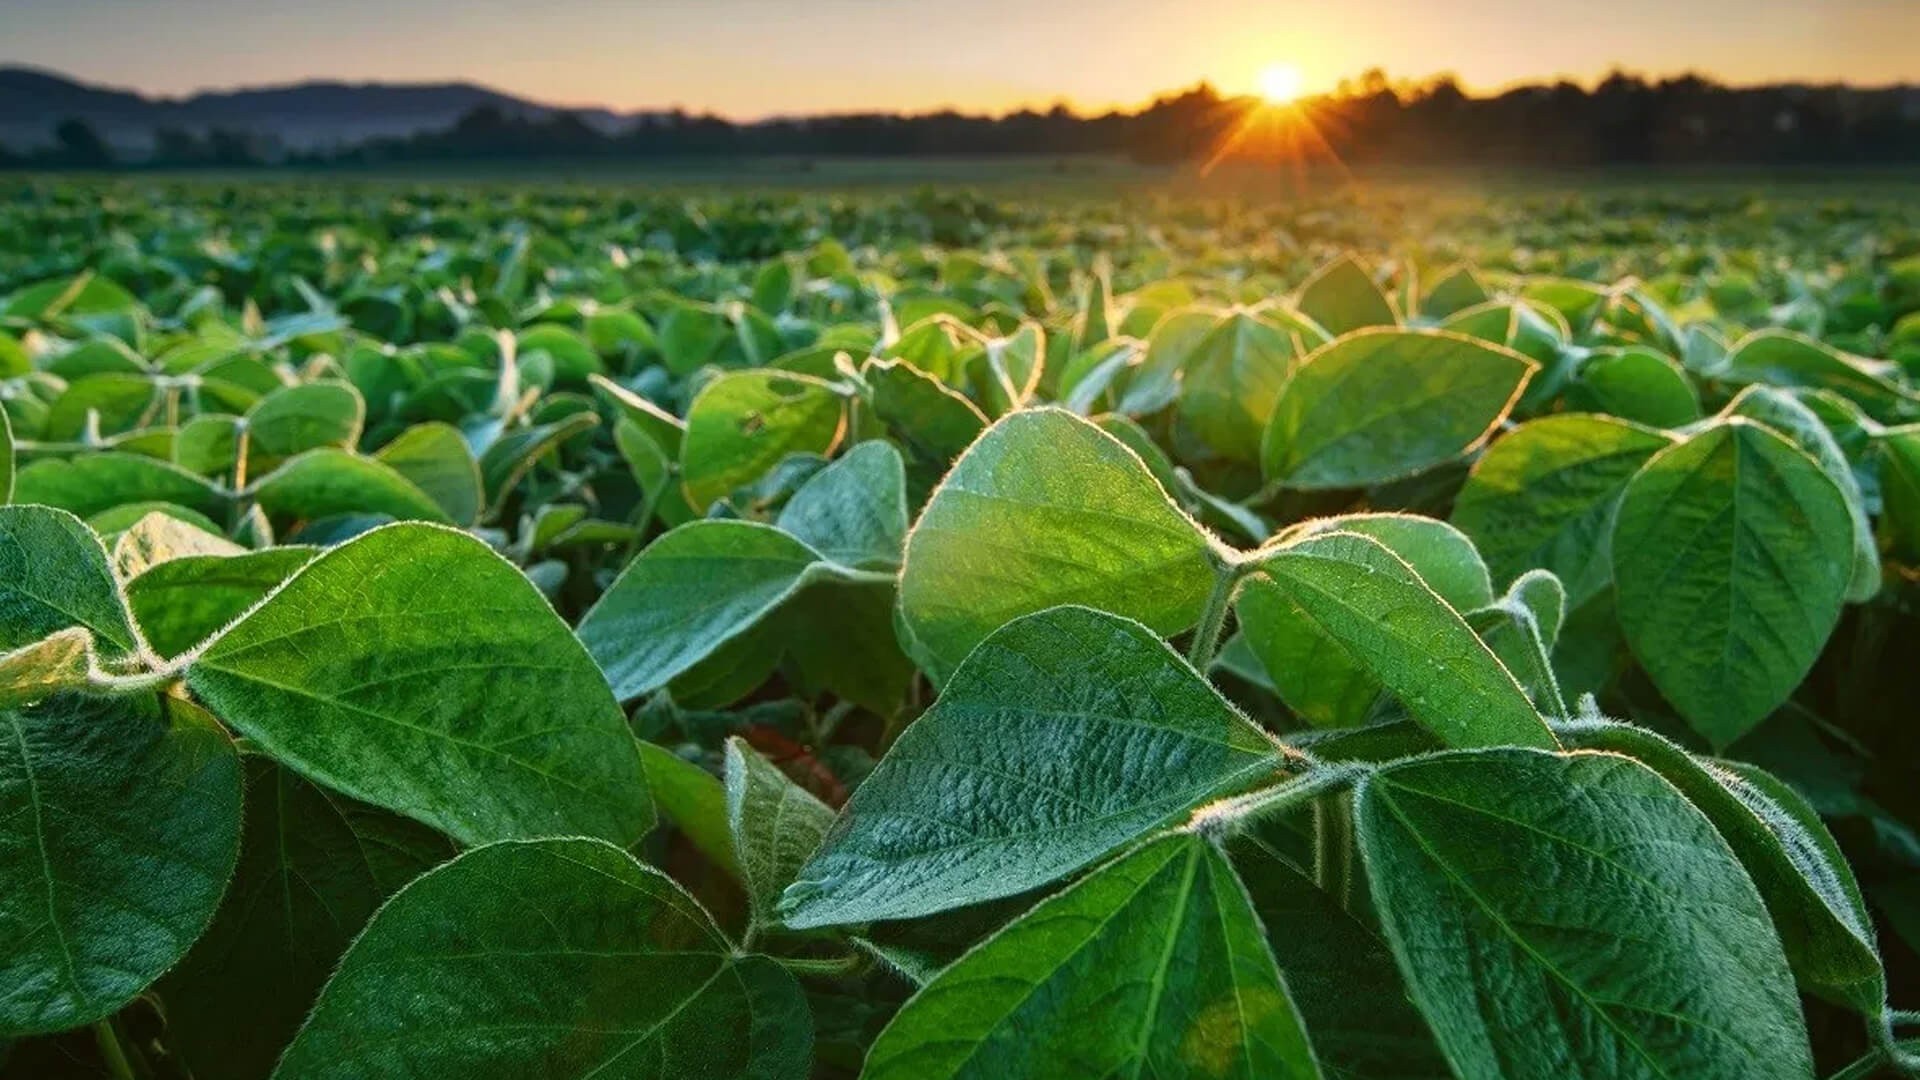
[0,505,136,655]
[681,370,844,509]
[1244,515,1494,729]
[1451,413,1673,606]
[864,357,987,460]
[1262,330,1534,489]
[1557,720,1883,1014]
[514,323,602,383]
[186,523,651,846]
[125,547,315,658]
[252,448,452,525]
[1230,841,1447,1080]
[13,452,226,520]
[1722,329,1915,422]
[247,381,365,461]
[579,520,822,701]
[1239,532,1554,748]
[1358,749,1812,1080]
[1724,386,1879,602]
[110,510,243,580]
[43,372,161,442]
[372,421,483,526]
[773,440,908,570]
[275,838,810,1080]
[897,409,1216,683]
[639,741,739,878]
[865,834,1321,1080]
[1613,420,1853,747]
[1566,347,1702,428]
[1177,311,1301,462]
[726,737,836,922]
[1296,254,1397,336]
[781,606,1282,928]
[1419,266,1488,321]
[1278,513,1492,611]
[157,755,455,1080]
[0,693,241,1035]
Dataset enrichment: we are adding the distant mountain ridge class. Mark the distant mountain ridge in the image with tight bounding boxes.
[0,65,632,150]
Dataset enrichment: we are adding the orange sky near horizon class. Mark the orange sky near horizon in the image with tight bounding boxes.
[3,0,1916,119]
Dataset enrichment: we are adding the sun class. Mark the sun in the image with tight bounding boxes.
[1257,63,1306,104]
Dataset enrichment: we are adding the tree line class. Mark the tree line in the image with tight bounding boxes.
[5,70,1918,170]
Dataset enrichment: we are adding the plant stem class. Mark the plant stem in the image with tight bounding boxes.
[1513,605,1569,721]
[1185,763,1367,834]
[93,1020,138,1080]
[1186,559,1241,669]
[1313,796,1356,910]
[774,953,865,978]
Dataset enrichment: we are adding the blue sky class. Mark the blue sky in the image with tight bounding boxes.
[3,0,1915,118]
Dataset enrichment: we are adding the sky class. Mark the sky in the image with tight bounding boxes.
[3,0,1917,119]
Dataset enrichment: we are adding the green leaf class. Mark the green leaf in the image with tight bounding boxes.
[1296,254,1397,336]
[781,606,1282,928]
[1557,720,1884,1014]
[579,520,822,701]
[1451,413,1673,606]
[1566,347,1702,428]
[0,693,242,1035]
[866,833,1320,1080]
[13,452,227,521]
[1262,330,1534,490]
[1722,329,1916,422]
[247,381,365,461]
[639,741,739,878]
[514,323,603,383]
[0,505,136,656]
[1358,748,1813,1080]
[864,357,987,460]
[1240,515,1494,729]
[779,580,916,715]
[124,547,315,659]
[372,422,482,526]
[1238,532,1555,748]
[681,370,845,509]
[186,522,651,846]
[157,755,455,1080]
[1176,311,1302,463]
[1724,386,1880,603]
[1613,420,1853,748]
[1230,840,1448,1080]
[773,440,908,570]
[726,737,835,923]
[252,449,452,525]
[275,838,810,1080]
[897,409,1216,683]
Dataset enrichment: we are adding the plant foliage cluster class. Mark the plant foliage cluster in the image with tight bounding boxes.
[2,177,1920,1079]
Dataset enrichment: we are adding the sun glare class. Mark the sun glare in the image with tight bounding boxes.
[1257,63,1305,104]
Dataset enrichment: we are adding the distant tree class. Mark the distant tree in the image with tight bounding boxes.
[52,117,114,167]
[152,127,205,165]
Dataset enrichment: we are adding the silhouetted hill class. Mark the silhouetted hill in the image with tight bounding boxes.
[0,65,630,151]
